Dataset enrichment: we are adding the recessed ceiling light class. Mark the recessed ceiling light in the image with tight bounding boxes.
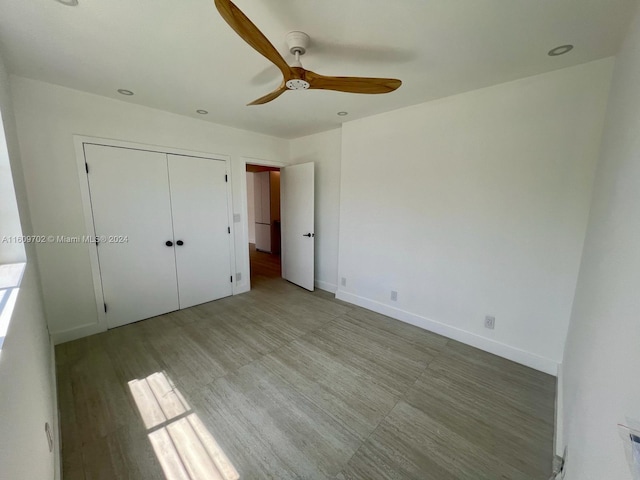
[548,45,574,57]
[117,89,134,96]
[55,0,79,5]
[196,110,209,115]
[337,111,348,116]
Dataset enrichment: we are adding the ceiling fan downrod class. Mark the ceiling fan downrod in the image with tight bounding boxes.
[285,32,310,90]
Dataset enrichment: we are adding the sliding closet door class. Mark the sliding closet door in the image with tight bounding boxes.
[85,144,179,328]
[167,154,233,308]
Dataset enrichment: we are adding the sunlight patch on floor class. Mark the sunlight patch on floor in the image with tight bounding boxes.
[129,372,239,480]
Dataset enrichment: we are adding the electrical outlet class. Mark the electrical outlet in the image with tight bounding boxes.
[390,291,398,301]
[341,277,346,287]
[484,315,495,329]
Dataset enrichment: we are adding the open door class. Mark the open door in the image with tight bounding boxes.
[281,162,314,291]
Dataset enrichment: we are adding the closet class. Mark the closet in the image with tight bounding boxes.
[84,144,232,329]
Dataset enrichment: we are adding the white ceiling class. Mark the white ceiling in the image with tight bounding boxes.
[0,0,636,139]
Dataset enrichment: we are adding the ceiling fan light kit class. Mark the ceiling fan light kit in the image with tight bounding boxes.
[285,79,310,90]
[213,0,402,105]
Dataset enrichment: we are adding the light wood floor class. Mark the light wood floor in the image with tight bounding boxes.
[56,247,555,479]
[249,243,281,282]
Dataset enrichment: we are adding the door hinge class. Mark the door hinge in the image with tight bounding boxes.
[225,174,228,182]
[85,163,89,174]
[104,303,107,313]
[230,275,233,283]
[227,226,231,234]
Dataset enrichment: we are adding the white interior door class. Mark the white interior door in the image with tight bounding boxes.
[281,162,315,291]
[85,144,179,329]
[168,154,232,308]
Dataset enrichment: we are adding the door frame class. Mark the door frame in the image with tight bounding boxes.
[239,156,287,292]
[74,135,235,332]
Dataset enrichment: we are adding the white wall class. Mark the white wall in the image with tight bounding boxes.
[290,129,342,293]
[562,4,640,478]
[10,76,289,342]
[0,53,58,480]
[246,172,256,244]
[337,59,614,374]
[0,264,57,480]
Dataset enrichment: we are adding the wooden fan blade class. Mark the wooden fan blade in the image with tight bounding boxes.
[214,0,292,78]
[305,70,402,94]
[248,83,288,105]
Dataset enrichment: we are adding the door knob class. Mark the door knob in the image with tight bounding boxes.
[165,240,173,247]
[302,233,315,237]
[176,240,184,246]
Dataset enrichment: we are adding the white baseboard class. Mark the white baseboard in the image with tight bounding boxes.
[315,279,337,293]
[335,290,559,376]
[51,322,105,345]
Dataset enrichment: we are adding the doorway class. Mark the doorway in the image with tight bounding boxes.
[246,164,281,282]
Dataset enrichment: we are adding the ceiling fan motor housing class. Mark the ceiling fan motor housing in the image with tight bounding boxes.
[286,31,310,55]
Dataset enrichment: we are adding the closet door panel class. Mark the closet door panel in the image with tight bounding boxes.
[168,155,232,308]
[85,144,179,328]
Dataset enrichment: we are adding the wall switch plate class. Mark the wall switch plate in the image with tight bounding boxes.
[233,213,241,223]
[341,277,347,287]
[390,291,398,301]
[236,272,241,282]
[484,315,495,329]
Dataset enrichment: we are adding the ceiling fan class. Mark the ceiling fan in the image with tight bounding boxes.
[213,0,402,105]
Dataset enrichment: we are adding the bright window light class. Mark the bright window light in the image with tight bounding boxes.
[0,263,26,351]
[128,371,239,480]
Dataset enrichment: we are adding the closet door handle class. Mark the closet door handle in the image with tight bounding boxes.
[176,240,184,246]
[165,241,173,247]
